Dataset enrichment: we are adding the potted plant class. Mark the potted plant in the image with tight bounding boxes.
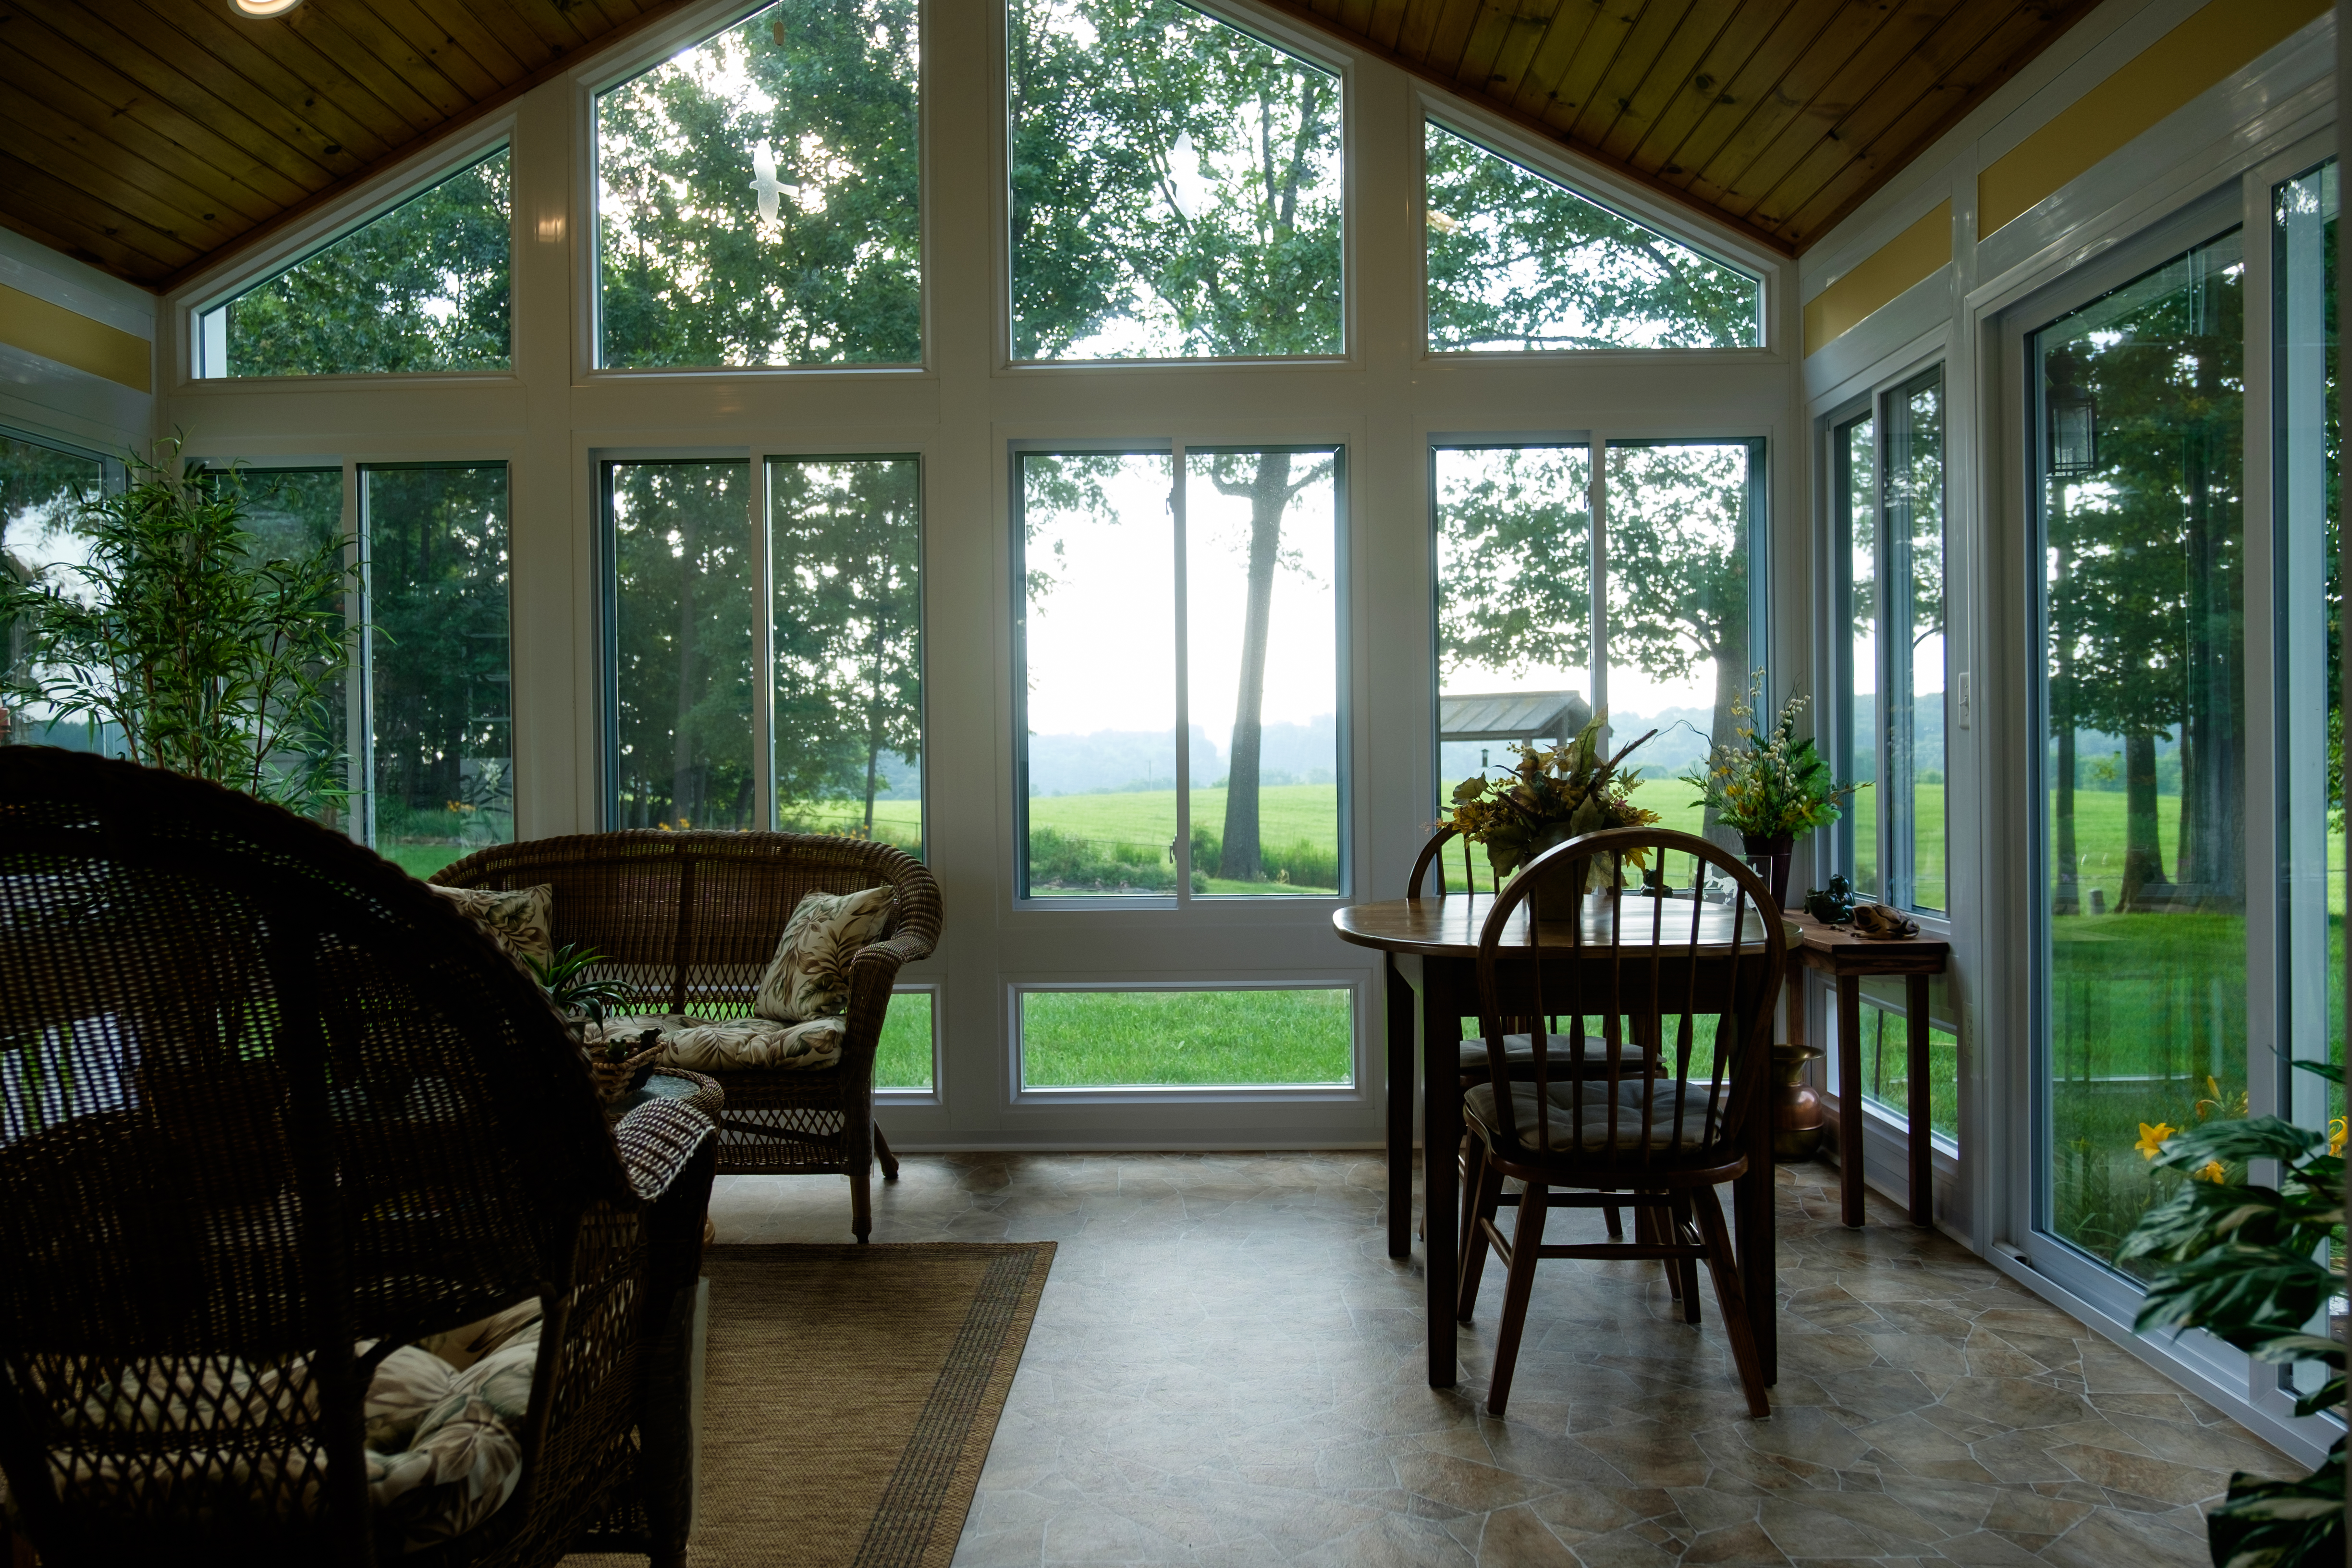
[0,442,355,819]
[1440,714,1658,917]
[1680,670,1860,909]
[2118,1061,2345,1568]
[523,943,658,1102]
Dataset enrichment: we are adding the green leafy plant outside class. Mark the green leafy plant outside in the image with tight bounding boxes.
[2117,1060,2346,1568]
[0,443,355,816]
[1682,670,1861,840]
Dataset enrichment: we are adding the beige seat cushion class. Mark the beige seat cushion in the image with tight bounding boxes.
[1458,1033,1646,1074]
[592,1012,846,1073]
[1464,1078,1732,1155]
[753,885,894,1022]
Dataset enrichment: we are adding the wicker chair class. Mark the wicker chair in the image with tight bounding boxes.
[0,750,719,1568]
[432,831,942,1241]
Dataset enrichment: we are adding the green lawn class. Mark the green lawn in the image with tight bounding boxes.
[1021,989,1351,1087]
[876,990,934,1090]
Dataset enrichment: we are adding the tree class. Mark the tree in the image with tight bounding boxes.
[225,150,509,376]
[610,463,757,830]
[597,0,920,368]
[2044,237,2245,913]
[772,459,921,840]
[1011,0,1341,879]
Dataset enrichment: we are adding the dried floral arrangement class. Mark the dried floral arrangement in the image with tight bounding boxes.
[1681,670,1861,841]
[1441,714,1658,878]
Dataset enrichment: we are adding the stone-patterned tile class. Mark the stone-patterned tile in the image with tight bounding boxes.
[723,1152,2294,1568]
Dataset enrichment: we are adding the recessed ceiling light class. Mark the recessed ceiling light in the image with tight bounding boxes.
[230,0,304,16]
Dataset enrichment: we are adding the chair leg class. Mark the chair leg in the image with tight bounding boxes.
[1690,1182,1770,1418]
[1486,1183,1549,1418]
[851,1163,873,1243]
[1602,1191,1624,1240]
[1672,1191,1702,1324]
[1457,1144,1505,1323]
[875,1124,901,1182]
[1636,1200,1680,1300]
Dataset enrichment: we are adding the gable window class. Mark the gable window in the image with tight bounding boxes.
[1008,0,1342,362]
[196,149,511,379]
[1423,123,1762,352]
[1013,445,1342,898]
[596,0,922,369]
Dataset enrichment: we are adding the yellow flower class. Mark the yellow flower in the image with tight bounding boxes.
[2330,1117,2346,1158]
[2195,1161,2227,1184]
[2135,1122,2175,1160]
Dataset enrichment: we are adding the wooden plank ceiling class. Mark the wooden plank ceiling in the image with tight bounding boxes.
[0,0,2095,293]
[1279,0,2099,252]
[0,0,691,290]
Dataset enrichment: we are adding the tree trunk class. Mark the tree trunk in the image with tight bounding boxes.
[2120,729,2165,910]
[1700,651,1745,855]
[1218,451,1291,882]
[2176,404,2242,911]
[671,505,700,828]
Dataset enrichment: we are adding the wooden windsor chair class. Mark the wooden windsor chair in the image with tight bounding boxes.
[1455,827,1785,1418]
[1409,825,1645,1246]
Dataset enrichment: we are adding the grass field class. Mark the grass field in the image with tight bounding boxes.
[1020,989,1352,1087]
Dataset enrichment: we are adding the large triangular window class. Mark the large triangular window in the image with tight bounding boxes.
[1424,123,1761,352]
[196,148,510,379]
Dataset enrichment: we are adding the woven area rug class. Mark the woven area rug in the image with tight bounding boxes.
[571,1241,1053,1568]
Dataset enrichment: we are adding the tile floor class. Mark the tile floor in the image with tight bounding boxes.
[707,1153,2290,1567]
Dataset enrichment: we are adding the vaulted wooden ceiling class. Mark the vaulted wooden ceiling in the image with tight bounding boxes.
[0,0,692,290]
[1277,0,2100,252]
[0,0,2096,293]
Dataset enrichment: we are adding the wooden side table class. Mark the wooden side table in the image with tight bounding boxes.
[1783,912,1950,1227]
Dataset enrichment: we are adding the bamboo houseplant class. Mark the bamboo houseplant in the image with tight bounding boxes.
[1681,670,1861,908]
[0,444,356,818]
[2117,1060,2346,1568]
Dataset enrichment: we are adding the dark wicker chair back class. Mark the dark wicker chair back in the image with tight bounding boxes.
[433,831,942,1240]
[0,750,715,1567]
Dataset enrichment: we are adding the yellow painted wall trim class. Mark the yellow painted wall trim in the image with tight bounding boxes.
[0,283,151,393]
[1803,201,1952,358]
[1979,0,2327,239]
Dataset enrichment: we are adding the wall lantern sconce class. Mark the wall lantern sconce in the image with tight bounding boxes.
[2047,383,2097,481]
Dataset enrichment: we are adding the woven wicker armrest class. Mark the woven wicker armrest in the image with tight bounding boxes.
[614,1099,719,1206]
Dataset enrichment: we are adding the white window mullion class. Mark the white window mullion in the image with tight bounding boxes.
[1172,442,1192,905]
[749,453,775,831]
[1588,434,1608,732]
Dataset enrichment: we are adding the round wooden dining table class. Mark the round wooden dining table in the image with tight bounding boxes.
[1333,891,1780,1391]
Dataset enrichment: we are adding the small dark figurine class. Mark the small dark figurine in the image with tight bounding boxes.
[1804,873,1857,925]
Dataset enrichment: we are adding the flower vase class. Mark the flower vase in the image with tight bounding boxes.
[1740,833,1794,910]
[1515,826,1589,923]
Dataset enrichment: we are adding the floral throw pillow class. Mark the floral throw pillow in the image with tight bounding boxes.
[427,883,556,974]
[753,886,893,1023]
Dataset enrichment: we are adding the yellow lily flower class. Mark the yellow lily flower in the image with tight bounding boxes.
[2329,1117,2346,1159]
[2134,1122,2175,1160]
[2195,1161,2226,1184]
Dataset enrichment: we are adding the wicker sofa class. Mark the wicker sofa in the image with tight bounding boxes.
[433,831,941,1241]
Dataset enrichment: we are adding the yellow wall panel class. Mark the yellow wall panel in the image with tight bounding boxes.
[1978,0,2327,239]
[0,284,151,393]
[1803,201,1952,358]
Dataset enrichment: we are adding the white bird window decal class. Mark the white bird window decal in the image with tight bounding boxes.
[751,140,785,225]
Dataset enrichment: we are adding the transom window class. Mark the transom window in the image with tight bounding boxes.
[1008,0,1343,361]
[596,0,922,369]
